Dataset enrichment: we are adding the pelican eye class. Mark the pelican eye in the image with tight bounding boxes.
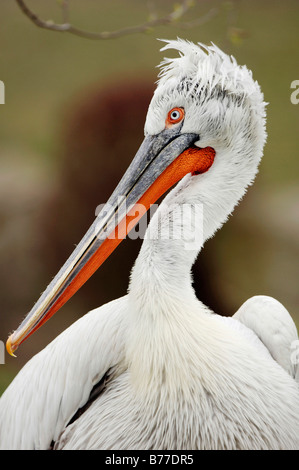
[170,110,180,120]
[166,107,185,127]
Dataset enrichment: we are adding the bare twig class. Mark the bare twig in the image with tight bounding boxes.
[15,0,198,40]
[146,1,158,22]
[16,0,69,32]
[61,0,69,24]
[179,7,218,29]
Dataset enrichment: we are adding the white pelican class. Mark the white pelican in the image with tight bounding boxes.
[0,39,298,450]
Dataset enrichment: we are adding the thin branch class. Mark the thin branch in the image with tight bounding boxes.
[61,0,69,24]
[15,0,197,40]
[146,1,158,22]
[179,7,218,29]
[15,0,69,32]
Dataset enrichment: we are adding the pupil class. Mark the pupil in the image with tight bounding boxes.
[172,111,179,119]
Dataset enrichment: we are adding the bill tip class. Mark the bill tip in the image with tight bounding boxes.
[6,335,17,357]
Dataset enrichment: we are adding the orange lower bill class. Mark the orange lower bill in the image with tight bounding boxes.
[7,146,215,354]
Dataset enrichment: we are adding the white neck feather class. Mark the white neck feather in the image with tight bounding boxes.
[125,142,261,394]
[124,39,267,394]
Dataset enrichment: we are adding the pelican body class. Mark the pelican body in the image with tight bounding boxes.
[0,40,298,450]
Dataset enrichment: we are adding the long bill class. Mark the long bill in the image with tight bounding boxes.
[7,126,215,355]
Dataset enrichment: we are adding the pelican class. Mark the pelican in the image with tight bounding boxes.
[0,39,298,450]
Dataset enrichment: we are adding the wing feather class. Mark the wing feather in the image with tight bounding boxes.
[233,295,298,380]
[0,295,128,449]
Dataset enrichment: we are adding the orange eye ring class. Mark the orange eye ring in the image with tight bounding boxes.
[165,107,185,128]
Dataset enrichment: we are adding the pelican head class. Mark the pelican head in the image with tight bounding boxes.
[146,39,267,241]
[7,39,267,354]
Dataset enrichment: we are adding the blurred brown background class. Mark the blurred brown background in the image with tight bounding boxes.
[0,0,298,393]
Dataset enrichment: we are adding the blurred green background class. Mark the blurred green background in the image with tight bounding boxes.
[0,0,298,394]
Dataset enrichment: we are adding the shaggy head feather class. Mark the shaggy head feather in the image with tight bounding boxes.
[144,39,267,244]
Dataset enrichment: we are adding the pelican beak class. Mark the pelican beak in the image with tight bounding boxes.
[7,126,215,355]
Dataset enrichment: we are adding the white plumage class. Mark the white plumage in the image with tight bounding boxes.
[0,39,298,450]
